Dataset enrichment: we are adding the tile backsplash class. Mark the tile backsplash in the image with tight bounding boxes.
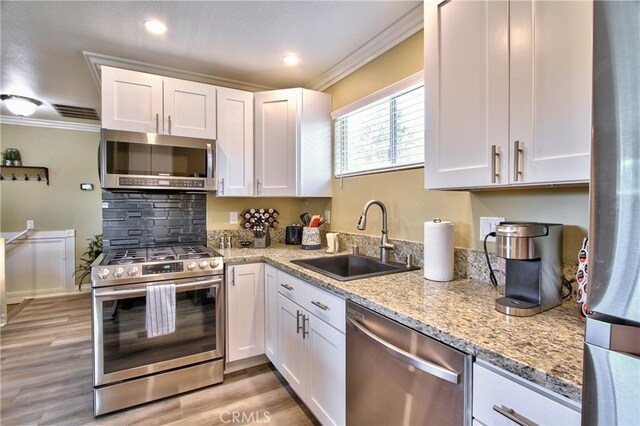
[102,192,206,250]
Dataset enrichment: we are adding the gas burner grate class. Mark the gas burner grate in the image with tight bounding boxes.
[147,248,176,261]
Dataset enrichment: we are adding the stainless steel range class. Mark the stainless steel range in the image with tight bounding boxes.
[91,245,224,416]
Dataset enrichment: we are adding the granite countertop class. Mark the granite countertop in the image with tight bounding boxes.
[221,244,585,403]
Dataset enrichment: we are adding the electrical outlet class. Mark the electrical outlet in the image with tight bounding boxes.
[324,210,331,224]
[26,220,35,230]
[229,211,238,224]
[479,217,505,242]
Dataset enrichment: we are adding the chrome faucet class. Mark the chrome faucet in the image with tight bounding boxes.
[356,200,395,263]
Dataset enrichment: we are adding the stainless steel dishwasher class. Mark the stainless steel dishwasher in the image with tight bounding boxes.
[346,301,472,425]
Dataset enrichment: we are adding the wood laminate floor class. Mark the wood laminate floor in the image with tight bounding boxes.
[0,294,318,426]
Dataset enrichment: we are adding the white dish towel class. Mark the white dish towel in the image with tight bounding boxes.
[146,283,176,338]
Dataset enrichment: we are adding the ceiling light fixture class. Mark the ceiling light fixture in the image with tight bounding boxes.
[144,19,167,35]
[282,54,300,66]
[0,94,43,117]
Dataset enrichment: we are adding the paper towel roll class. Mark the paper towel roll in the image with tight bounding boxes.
[424,220,454,281]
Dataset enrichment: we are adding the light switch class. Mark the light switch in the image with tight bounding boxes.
[230,211,238,224]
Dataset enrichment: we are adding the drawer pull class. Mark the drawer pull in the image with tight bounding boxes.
[311,300,329,311]
[280,283,294,291]
[492,405,539,426]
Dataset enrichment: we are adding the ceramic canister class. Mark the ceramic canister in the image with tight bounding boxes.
[302,227,321,250]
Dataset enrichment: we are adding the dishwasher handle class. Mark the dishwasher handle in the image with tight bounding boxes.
[347,316,461,384]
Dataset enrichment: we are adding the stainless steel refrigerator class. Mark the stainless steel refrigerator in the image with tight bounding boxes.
[582,1,640,425]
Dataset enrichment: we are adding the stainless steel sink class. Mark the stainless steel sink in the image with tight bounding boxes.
[291,254,419,281]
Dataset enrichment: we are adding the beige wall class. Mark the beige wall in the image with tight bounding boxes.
[324,30,589,260]
[0,124,103,269]
[207,196,330,230]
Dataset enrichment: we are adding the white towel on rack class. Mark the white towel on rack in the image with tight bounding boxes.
[146,283,176,338]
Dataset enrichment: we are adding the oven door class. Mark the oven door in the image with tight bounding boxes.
[92,275,223,386]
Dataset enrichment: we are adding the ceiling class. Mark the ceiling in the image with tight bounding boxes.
[0,1,422,125]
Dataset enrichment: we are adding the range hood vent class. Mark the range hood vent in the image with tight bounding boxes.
[51,103,100,120]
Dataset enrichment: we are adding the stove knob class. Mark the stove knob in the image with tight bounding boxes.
[210,259,220,269]
[97,268,110,280]
[113,267,125,278]
[127,266,139,277]
[199,260,209,270]
[187,261,197,271]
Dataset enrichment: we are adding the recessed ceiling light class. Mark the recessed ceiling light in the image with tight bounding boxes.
[283,54,300,66]
[144,19,167,35]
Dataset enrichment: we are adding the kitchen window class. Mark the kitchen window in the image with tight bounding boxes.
[333,72,424,178]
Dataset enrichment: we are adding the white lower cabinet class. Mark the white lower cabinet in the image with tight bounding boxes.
[226,263,265,362]
[275,270,346,426]
[264,264,279,367]
[278,293,307,397]
[305,313,345,426]
[473,360,580,425]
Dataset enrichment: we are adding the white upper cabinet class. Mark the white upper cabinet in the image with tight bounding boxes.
[162,77,216,139]
[216,87,254,196]
[101,66,217,139]
[509,0,592,185]
[425,0,592,189]
[425,0,509,189]
[254,88,332,197]
[101,66,163,134]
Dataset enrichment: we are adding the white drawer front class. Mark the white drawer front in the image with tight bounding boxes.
[473,362,580,426]
[277,271,307,305]
[304,283,346,333]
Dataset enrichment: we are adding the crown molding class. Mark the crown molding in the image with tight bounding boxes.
[307,3,424,91]
[0,115,100,132]
[83,52,276,93]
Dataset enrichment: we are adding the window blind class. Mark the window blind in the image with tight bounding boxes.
[333,74,424,178]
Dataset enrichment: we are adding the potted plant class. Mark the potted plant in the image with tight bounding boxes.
[2,148,21,166]
[74,234,103,290]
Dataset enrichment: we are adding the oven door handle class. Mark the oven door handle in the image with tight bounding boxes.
[94,277,223,299]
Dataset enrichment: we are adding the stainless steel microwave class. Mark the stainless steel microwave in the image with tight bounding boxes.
[99,129,215,191]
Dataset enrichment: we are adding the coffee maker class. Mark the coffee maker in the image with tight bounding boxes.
[494,222,563,317]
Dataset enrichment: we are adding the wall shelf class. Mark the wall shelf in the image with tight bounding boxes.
[0,165,49,185]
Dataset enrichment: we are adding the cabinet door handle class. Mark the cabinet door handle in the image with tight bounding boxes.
[231,267,235,286]
[168,115,172,135]
[256,179,262,196]
[492,405,538,426]
[302,314,309,339]
[155,113,159,133]
[491,145,501,184]
[280,283,294,291]
[513,141,524,182]
[220,178,225,195]
[311,300,329,311]
[296,310,303,334]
